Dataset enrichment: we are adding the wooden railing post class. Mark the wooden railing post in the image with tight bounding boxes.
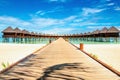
[80,43,84,50]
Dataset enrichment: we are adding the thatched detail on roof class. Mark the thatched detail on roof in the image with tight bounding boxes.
[100,27,108,33]
[31,32,35,35]
[94,29,100,34]
[22,29,29,34]
[14,27,22,33]
[2,26,15,33]
[107,26,120,33]
[86,32,91,35]
[92,29,99,34]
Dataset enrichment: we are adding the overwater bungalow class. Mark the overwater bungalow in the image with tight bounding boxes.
[13,27,23,43]
[14,27,22,37]
[22,29,30,43]
[99,27,108,42]
[106,26,120,42]
[79,33,83,40]
[93,29,100,42]
[1,26,120,43]
[106,26,120,37]
[100,27,108,36]
[2,26,15,42]
[2,26,14,37]
[86,32,92,41]
[22,29,30,38]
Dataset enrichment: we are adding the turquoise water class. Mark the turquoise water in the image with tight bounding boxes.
[0,37,56,44]
[70,40,120,44]
[68,38,120,44]
[0,37,120,44]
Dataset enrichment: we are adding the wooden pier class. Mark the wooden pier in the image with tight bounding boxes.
[0,38,120,80]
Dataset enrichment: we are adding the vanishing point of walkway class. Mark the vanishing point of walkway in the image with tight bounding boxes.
[0,38,120,80]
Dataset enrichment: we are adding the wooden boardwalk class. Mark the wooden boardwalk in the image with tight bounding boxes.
[0,38,120,80]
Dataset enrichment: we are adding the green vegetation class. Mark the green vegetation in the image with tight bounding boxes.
[1,62,9,69]
[90,53,98,59]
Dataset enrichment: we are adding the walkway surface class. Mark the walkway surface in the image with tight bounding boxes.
[0,38,120,80]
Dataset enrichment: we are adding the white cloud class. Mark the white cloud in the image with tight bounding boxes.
[36,11,42,14]
[115,7,120,11]
[0,16,60,29]
[64,16,76,21]
[0,16,33,32]
[0,14,116,34]
[31,18,58,27]
[87,26,97,29]
[0,16,32,27]
[107,3,115,6]
[35,10,55,16]
[118,27,120,31]
[87,26,108,29]
[48,0,68,2]
[34,6,63,17]
[41,28,74,34]
[49,0,58,1]
[0,16,18,22]
[82,8,106,16]
[0,16,74,33]
[35,11,45,15]
[106,0,111,1]
[74,19,83,23]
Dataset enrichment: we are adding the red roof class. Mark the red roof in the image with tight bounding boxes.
[14,27,22,33]
[100,27,108,33]
[22,29,30,34]
[2,26,15,33]
[107,26,120,33]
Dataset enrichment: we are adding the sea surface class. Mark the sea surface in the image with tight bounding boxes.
[0,37,56,44]
[68,38,120,44]
[0,37,120,44]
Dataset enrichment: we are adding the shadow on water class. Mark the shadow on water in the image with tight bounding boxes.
[37,63,92,80]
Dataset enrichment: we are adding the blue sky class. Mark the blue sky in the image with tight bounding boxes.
[0,0,120,34]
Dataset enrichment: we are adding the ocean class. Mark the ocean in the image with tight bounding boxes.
[0,37,120,44]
